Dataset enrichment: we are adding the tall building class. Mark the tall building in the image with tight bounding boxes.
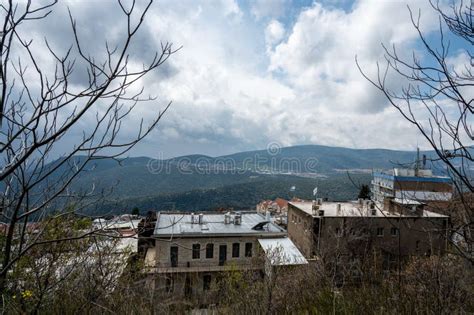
[372,168,453,203]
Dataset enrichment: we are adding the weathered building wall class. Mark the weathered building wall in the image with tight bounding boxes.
[288,205,448,261]
[154,236,259,269]
[287,204,315,258]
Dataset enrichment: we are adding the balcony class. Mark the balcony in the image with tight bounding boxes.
[150,263,260,274]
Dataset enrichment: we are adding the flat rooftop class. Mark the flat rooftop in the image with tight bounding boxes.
[289,201,448,218]
[154,212,286,237]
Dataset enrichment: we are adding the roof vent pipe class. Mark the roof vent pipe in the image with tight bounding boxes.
[198,213,204,225]
[191,213,195,224]
[336,203,341,216]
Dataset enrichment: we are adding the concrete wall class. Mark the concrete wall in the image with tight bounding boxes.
[288,205,448,260]
[318,216,448,257]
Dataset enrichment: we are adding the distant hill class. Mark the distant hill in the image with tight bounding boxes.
[90,173,372,215]
[42,144,446,214]
[218,145,434,173]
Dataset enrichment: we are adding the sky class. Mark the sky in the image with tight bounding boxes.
[14,0,471,159]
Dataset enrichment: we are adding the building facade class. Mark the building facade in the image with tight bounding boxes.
[144,211,306,300]
[287,199,449,266]
[372,168,453,203]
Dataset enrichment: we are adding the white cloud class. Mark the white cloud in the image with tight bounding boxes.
[251,0,289,20]
[113,0,453,156]
[265,19,285,47]
[269,1,439,113]
[14,0,467,158]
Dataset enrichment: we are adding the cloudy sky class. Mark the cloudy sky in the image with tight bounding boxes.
[19,0,469,158]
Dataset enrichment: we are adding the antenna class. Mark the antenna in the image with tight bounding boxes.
[415,147,420,176]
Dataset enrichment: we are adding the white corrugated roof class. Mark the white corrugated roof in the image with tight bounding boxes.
[258,237,308,266]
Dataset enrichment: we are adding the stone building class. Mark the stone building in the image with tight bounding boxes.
[287,199,449,268]
[144,211,306,300]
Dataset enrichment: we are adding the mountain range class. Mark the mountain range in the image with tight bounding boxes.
[46,145,445,215]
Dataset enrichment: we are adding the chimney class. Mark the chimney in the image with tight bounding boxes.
[224,212,231,224]
[234,213,242,225]
[312,200,319,216]
[190,213,195,224]
[336,203,342,216]
[198,213,204,225]
[265,211,271,222]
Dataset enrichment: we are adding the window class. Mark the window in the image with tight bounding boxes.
[376,227,384,237]
[170,246,178,267]
[185,276,192,297]
[245,242,253,257]
[165,277,174,293]
[232,243,240,258]
[335,228,342,237]
[390,227,399,236]
[203,274,211,291]
[206,243,214,259]
[219,245,227,266]
[192,244,200,259]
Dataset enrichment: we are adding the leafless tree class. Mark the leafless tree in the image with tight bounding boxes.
[357,1,473,262]
[0,0,179,297]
